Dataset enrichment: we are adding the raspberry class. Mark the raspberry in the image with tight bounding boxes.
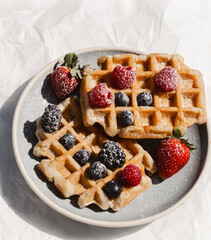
[89,83,114,108]
[155,66,179,91]
[40,104,62,133]
[112,65,136,89]
[51,66,78,99]
[98,141,126,170]
[122,164,142,187]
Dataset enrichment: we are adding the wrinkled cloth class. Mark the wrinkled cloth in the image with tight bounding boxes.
[0,0,211,239]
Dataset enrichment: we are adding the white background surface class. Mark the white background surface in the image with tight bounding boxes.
[0,0,211,239]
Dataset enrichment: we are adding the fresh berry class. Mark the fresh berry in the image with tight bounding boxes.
[40,104,62,133]
[88,161,107,180]
[137,92,153,106]
[155,66,179,91]
[98,141,126,170]
[89,83,114,108]
[74,149,90,166]
[59,133,76,150]
[118,110,134,127]
[104,180,122,199]
[157,129,192,179]
[112,65,136,89]
[51,53,87,100]
[115,92,130,106]
[51,66,78,99]
[122,164,142,186]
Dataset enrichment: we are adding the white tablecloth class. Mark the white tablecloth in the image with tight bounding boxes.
[1,0,211,239]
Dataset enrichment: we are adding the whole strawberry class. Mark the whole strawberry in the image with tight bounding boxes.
[157,129,195,179]
[51,66,78,99]
[51,53,87,99]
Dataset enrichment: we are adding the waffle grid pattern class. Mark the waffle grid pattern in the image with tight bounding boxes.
[80,53,206,138]
[33,97,156,211]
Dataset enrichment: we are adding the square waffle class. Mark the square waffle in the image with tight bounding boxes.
[33,96,156,210]
[80,53,206,138]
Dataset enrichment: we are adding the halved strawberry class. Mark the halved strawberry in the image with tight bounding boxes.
[157,129,195,179]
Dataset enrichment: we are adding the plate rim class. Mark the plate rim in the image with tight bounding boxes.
[12,46,211,228]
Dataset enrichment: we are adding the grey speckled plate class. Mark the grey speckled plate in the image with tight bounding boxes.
[12,47,210,228]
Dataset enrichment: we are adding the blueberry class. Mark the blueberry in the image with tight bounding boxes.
[88,161,107,180]
[74,149,90,166]
[41,104,62,133]
[115,92,129,106]
[118,110,134,127]
[104,180,121,199]
[98,141,126,170]
[137,92,153,106]
[59,133,76,150]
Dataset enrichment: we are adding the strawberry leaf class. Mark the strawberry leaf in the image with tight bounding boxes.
[63,53,89,81]
[64,53,79,68]
[172,128,196,150]
[77,64,89,79]
[179,138,196,150]
[172,128,181,139]
[70,68,77,77]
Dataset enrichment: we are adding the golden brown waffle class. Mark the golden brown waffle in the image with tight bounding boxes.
[80,53,206,138]
[33,96,156,210]
[78,140,154,211]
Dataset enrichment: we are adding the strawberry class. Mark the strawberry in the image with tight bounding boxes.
[157,129,195,179]
[51,66,78,99]
[51,53,87,99]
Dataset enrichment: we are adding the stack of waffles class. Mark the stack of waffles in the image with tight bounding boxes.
[33,53,206,211]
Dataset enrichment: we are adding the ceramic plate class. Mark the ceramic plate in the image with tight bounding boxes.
[12,47,210,227]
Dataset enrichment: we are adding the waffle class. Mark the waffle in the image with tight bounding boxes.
[80,53,206,138]
[78,140,154,211]
[33,96,156,210]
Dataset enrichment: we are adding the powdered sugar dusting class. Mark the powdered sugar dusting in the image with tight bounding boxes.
[112,65,136,89]
[89,83,114,107]
[155,66,179,91]
[51,66,78,99]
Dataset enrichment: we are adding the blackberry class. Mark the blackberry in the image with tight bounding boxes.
[115,92,129,106]
[59,133,76,150]
[98,141,126,170]
[137,92,153,106]
[88,161,107,180]
[104,180,121,199]
[118,110,134,127]
[40,104,62,133]
[74,149,90,166]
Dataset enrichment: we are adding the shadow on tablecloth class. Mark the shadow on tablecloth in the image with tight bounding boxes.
[0,80,150,240]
